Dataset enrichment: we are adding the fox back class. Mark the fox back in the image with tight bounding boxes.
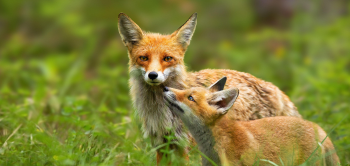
[164,83,340,166]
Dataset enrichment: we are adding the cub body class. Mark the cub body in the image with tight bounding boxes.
[163,79,340,166]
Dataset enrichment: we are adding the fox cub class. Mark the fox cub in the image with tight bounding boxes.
[118,13,301,162]
[163,77,340,166]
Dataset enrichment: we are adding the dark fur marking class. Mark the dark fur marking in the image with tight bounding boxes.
[164,97,185,113]
[261,87,272,94]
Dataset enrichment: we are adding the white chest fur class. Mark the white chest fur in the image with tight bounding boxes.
[129,75,187,146]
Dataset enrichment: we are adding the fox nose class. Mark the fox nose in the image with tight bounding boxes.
[163,87,169,92]
[148,71,158,80]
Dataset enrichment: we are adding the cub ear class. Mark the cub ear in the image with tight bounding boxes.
[208,77,227,92]
[171,13,197,50]
[118,13,144,48]
[208,88,239,115]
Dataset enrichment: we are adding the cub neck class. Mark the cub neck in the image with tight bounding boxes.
[182,115,221,166]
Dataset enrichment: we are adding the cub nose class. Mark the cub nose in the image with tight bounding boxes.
[148,71,158,80]
[163,87,169,92]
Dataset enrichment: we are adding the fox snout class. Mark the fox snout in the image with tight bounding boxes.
[144,65,182,85]
[143,70,167,85]
[148,71,158,80]
[163,87,184,113]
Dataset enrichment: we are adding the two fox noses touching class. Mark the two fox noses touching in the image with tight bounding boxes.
[148,71,158,80]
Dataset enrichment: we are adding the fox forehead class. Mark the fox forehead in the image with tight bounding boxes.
[178,88,207,98]
[130,33,185,57]
[190,88,210,97]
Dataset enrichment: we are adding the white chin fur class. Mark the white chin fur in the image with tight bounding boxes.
[129,64,187,146]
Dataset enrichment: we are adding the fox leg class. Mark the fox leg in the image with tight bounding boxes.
[156,151,163,165]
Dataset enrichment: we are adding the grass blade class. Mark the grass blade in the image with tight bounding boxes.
[260,159,279,166]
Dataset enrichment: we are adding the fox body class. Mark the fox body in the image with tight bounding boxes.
[118,13,301,161]
[163,82,340,166]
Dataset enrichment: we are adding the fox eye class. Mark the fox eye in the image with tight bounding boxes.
[163,56,173,62]
[188,95,195,102]
[139,56,148,61]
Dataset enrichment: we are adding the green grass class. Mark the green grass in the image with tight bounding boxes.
[1,0,350,165]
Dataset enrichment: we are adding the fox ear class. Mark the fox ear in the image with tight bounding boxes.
[118,13,144,48]
[208,77,227,92]
[171,13,197,50]
[208,88,239,115]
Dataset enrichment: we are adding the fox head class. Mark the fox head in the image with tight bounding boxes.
[118,13,197,86]
[163,77,239,126]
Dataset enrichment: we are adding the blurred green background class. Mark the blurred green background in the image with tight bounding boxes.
[0,0,349,165]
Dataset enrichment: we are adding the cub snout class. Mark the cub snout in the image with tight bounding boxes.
[163,86,169,92]
[163,87,176,102]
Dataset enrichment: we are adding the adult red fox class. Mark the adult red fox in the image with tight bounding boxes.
[118,13,301,163]
[163,78,340,166]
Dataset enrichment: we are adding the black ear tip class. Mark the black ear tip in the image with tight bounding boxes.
[220,76,227,84]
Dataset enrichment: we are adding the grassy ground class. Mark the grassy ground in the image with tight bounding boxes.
[1,0,350,165]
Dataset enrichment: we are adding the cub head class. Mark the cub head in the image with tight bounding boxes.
[163,77,239,126]
[118,13,197,86]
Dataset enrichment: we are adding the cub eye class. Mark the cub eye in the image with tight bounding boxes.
[188,95,195,102]
[139,56,148,61]
[163,56,173,62]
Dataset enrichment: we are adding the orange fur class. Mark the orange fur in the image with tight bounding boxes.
[213,116,340,165]
[187,69,301,120]
[129,33,186,73]
[118,13,302,163]
[166,86,340,166]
